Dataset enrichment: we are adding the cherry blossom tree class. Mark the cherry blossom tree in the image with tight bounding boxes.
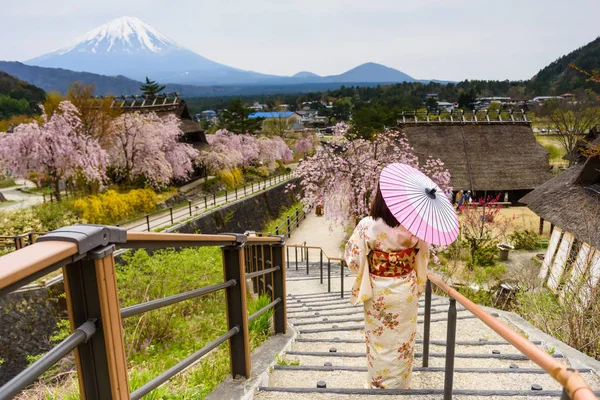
[295,136,313,156]
[198,129,292,173]
[110,112,197,187]
[0,101,107,200]
[294,128,452,226]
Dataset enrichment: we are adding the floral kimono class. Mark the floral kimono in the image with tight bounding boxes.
[344,216,430,389]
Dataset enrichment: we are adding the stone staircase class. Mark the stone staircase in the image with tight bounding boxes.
[254,262,600,399]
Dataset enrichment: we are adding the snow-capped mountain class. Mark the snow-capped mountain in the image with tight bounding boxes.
[27,16,275,85]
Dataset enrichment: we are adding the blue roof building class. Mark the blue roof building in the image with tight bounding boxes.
[248,112,296,119]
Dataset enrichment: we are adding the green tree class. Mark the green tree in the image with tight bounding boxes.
[458,90,476,110]
[425,97,438,111]
[219,99,264,134]
[140,77,166,97]
[349,104,397,141]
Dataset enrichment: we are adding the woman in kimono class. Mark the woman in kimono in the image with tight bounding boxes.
[344,186,430,389]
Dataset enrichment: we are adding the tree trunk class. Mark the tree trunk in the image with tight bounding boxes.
[53,179,62,202]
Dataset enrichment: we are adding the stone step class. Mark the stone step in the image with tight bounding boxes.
[277,353,551,370]
[290,341,535,355]
[288,306,462,320]
[254,389,574,400]
[291,314,481,330]
[288,308,473,325]
[264,368,600,391]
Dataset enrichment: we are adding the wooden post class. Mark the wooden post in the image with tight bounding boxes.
[272,239,287,334]
[63,247,130,399]
[222,235,251,378]
[539,218,544,235]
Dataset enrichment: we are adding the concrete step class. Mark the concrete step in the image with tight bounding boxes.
[264,368,600,391]
[254,389,571,400]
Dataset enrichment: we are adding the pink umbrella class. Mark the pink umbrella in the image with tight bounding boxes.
[380,163,459,246]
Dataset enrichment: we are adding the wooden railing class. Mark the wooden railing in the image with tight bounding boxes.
[423,274,598,400]
[0,225,287,399]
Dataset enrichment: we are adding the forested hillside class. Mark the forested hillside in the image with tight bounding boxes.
[528,37,600,94]
[0,71,45,119]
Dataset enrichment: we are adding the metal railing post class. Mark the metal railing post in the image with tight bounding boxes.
[146,215,150,231]
[340,261,345,298]
[244,183,247,196]
[225,191,228,202]
[169,207,174,225]
[328,259,331,293]
[423,280,432,367]
[222,234,251,378]
[286,246,290,269]
[214,193,216,206]
[272,238,287,334]
[306,247,309,275]
[320,250,323,284]
[443,298,457,400]
[287,216,291,238]
[295,246,298,270]
[204,196,208,209]
[63,246,130,399]
[235,187,238,200]
[189,201,192,216]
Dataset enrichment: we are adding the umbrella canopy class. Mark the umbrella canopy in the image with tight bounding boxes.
[380,163,459,246]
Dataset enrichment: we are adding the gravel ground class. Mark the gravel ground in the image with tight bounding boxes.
[255,392,561,400]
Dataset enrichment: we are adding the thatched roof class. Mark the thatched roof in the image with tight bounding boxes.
[520,157,600,249]
[402,124,551,191]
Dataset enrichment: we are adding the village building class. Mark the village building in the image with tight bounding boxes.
[248,111,303,130]
[398,110,552,203]
[519,132,600,299]
[109,93,207,148]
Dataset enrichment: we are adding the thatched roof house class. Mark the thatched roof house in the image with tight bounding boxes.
[110,94,207,147]
[520,137,600,249]
[401,122,551,201]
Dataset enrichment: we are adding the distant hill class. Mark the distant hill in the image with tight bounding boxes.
[323,62,416,83]
[292,71,320,78]
[0,70,45,119]
[0,62,141,95]
[529,36,600,94]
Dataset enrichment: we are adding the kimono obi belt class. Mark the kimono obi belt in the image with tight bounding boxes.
[368,248,417,278]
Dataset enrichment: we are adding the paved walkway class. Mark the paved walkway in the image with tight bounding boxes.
[287,213,347,261]
[0,180,43,212]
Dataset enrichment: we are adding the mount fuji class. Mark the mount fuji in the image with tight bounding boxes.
[24,16,422,87]
[27,16,276,85]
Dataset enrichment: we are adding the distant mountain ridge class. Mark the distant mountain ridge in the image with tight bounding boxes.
[24,16,421,86]
[0,61,423,98]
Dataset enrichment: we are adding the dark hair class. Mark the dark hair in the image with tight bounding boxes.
[370,185,400,227]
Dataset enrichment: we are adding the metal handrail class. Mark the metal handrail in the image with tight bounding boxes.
[117,171,294,231]
[426,273,598,400]
[284,244,347,297]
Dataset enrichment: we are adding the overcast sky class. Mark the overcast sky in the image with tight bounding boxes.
[0,0,597,81]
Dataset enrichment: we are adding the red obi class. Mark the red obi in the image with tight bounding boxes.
[368,248,417,278]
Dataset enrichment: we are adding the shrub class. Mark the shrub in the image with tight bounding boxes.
[217,169,236,189]
[71,189,157,224]
[244,165,270,178]
[0,202,82,235]
[468,240,498,267]
[508,229,541,250]
[232,168,244,186]
[202,177,224,194]
[0,175,15,188]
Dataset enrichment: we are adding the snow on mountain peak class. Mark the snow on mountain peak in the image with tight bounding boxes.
[58,16,183,55]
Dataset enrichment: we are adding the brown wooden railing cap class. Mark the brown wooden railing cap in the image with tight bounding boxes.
[246,236,284,244]
[0,241,78,290]
[126,232,238,243]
